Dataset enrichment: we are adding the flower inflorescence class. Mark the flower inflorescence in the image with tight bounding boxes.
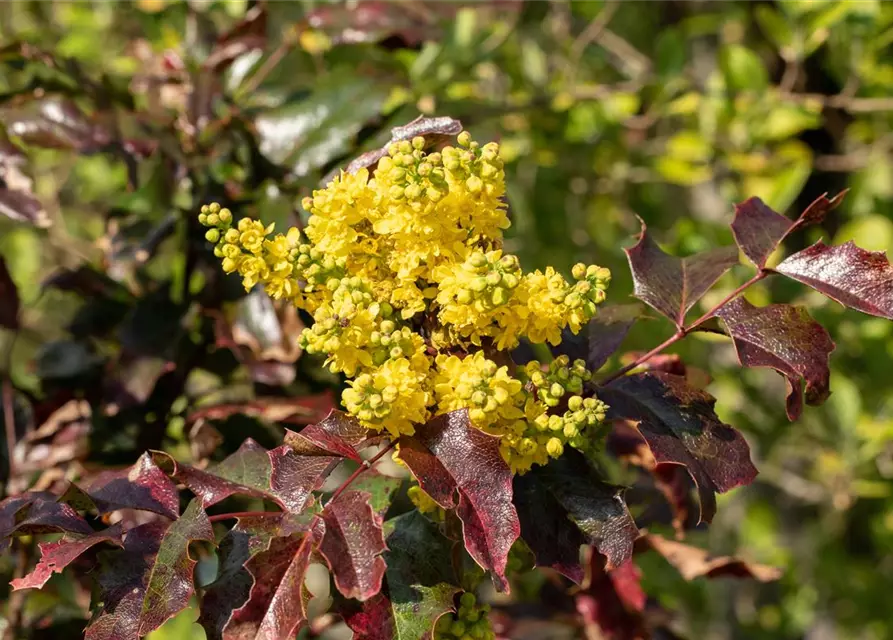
[200,131,611,473]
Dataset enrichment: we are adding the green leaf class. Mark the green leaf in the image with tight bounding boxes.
[720,45,769,92]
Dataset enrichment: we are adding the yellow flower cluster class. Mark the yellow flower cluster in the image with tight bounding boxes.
[434,592,495,640]
[200,130,611,473]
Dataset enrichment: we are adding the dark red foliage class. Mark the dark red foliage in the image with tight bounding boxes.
[284,409,375,461]
[81,452,180,519]
[86,500,214,639]
[600,372,758,523]
[319,490,388,601]
[637,533,781,581]
[625,221,738,327]
[716,298,835,420]
[587,304,644,372]
[398,410,519,592]
[731,192,845,268]
[775,241,893,320]
[11,524,124,590]
[268,445,341,514]
[576,552,647,640]
[0,493,92,546]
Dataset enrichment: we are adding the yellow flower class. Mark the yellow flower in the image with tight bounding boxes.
[434,351,524,428]
[342,358,431,437]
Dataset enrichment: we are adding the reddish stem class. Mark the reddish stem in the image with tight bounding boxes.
[208,511,283,523]
[599,271,768,385]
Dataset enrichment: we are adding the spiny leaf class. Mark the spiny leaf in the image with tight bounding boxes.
[625,221,738,327]
[268,445,342,514]
[11,524,124,591]
[199,513,313,640]
[731,192,845,268]
[518,450,638,577]
[284,409,376,462]
[397,410,519,592]
[340,511,459,640]
[0,493,92,548]
[587,304,644,372]
[80,452,180,519]
[86,500,214,640]
[319,490,388,601]
[0,255,21,329]
[774,241,893,320]
[600,372,758,523]
[716,298,835,420]
[637,532,782,581]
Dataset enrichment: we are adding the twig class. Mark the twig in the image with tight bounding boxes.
[568,2,619,85]
[237,39,294,99]
[599,271,769,385]
[780,90,893,113]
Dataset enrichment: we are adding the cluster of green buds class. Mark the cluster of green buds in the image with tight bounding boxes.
[458,251,522,311]
[442,131,504,196]
[294,244,347,293]
[567,263,611,326]
[525,355,592,407]
[434,593,495,640]
[378,136,450,206]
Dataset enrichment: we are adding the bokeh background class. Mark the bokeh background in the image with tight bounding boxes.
[1,1,892,638]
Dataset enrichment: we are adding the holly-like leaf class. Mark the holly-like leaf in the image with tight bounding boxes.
[0,256,20,329]
[516,450,638,579]
[0,494,92,547]
[716,298,835,420]
[199,513,313,640]
[268,445,342,514]
[731,192,845,268]
[600,372,758,523]
[80,452,180,519]
[340,511,459,640]
[638,533,782,581]
[86,500,214,640]
[774,241,893,320]
[587,304,644,372]
[319,490,388,601]
[11,524,124,591]
[625,221,738,326]
[284,409,376,461]
[346,115,463,175]
[397,410,519,592]
[576,551,646,640]
[347,471,402,518]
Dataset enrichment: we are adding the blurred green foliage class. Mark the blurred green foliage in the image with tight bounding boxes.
[1,1,892,638]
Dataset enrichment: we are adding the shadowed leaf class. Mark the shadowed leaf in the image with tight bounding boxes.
[11,524,124,590]
[319,490,388,601]
[284,409,376,461]
[397,410,519,592]
[519,450,638,577]
[0,256,19,329]
[600,372,758,523]
[347,471,402,517]
[716,298,835,420]
[199,513,313,640]
[587,304,644,372]
[81,452,180,519]
[774,241,893,320]
[268,445,341,514]
[0,185,48,227]
[340,511,459,640]
[637,533,782,581]
[0,494,92,548]
[625,221,738,326]
[186,392,335,427]
[86,500,214,639]
[731,192,845,268]
[576,551,646,640]
[0,97,110,150]
[346,115,463,175]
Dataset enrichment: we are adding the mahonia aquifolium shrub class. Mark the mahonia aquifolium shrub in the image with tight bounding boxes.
[199,132,610,473]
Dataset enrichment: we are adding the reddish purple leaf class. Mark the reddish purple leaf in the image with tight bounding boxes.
[398,410,519,592]
[0,256,21,329]
[716,298,835,420]
[731,192,846,268]
[200,514,314,640]
[0,185,50,227]
[0,493,92,548]
[576,551,646,640]
[268,445,342,514]
[600,372,758,523]
[519,450,638,576]
[86,500,214,640]
[11,524,124,590]
[339,510,459,640]
[319,490,387,601]
[637,533,782,581]
[587,304,644,372]
[625,221,738,327]
[284,409,376,462]
[81,453,179,519]
[774,241,893,320]
[346,116,463,175]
